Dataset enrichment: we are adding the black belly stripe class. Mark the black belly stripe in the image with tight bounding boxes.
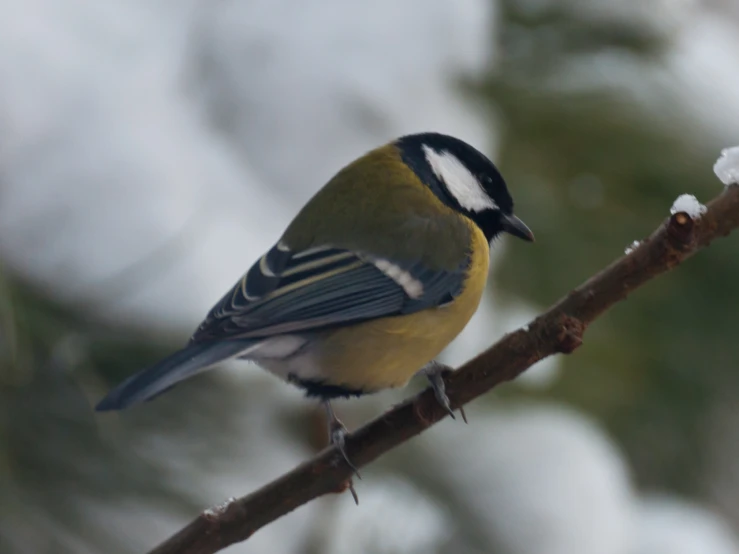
[287,374,368,399]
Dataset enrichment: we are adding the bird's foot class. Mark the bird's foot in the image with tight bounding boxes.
[422,361,467,423]
[327,417,361,477]
[323,401,360,504]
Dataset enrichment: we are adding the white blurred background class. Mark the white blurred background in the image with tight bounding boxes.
[2,1,739,553]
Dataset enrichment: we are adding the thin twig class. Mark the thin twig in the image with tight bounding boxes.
[149,184,739,554]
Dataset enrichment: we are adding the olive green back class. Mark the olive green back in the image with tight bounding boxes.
[281,144,472,271]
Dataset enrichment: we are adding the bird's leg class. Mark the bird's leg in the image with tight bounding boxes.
[323,400,360,504]
[421,361,468,423]
[323,400,359,473]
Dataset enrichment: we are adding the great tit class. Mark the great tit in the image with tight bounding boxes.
[95,132,533,474]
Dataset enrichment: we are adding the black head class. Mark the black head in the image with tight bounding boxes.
[395,132,533,243]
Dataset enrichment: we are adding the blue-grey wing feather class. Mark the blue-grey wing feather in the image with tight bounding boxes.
[95,339,255,411]
[190,242,469,342]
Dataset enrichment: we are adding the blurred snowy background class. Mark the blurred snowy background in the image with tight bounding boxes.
[2,0,739,553]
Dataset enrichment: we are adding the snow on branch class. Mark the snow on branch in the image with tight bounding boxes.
[714,146,739,186]
[670,194,706,218]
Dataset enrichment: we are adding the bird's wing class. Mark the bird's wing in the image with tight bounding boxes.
[190,242,471,342]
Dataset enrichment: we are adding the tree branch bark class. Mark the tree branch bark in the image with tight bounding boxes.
[149,184,739,554]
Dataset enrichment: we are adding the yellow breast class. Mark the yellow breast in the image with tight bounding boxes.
[315,221,490,392]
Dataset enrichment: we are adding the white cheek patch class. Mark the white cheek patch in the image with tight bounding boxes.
[422,145,498,213]
[373,259,424,299]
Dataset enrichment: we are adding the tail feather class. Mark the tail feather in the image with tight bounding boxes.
[95,340,255,411]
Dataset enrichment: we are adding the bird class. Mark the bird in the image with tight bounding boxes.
[95,132,533,490]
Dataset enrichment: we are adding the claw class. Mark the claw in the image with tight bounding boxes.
[427,369,456,419]
[459,405,468,424]
[422,361,467,423]
[347,481,359,505]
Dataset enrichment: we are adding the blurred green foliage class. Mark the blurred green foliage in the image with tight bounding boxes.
[486,0,739,496]
[0,276,213,552]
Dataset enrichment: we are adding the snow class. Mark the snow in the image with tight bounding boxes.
[625,240,641,255]
[426,404,634,554]
[714,146,739,186]
[203,497,236,518]
[324,477,450,554]
[632,495,739,554]
[670,194,707,218]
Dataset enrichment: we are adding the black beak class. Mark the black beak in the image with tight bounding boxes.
[501,214,535,242]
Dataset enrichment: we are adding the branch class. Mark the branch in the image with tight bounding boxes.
[149,184,739,554]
